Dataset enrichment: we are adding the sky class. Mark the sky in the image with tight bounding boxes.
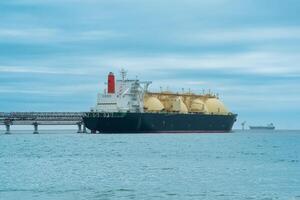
[0,0,300,129]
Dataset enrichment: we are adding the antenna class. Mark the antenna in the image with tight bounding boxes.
[120,68,127,81]
[143,81,152,92]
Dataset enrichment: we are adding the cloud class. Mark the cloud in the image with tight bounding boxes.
[98,51,300,76]
[178,27,300,44]
[185,81,208,85]
[4,0,230,6]
[0,28,59,42]
[2,48,299,78]
[0,28,124,43]
[0,0,102,6]
[0,65,87,75]
[0,84,99,95]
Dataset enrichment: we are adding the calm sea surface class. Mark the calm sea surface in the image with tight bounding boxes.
[0,130,299,200]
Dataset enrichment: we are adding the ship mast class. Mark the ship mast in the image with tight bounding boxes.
[120,68,127,81]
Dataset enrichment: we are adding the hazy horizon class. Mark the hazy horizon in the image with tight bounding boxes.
[1,0,300,129]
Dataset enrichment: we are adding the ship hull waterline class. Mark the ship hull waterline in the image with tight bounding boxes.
[83,112,237,134]
[249,127,275,130]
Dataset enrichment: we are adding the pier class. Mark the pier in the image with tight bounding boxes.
[0,112,87,134]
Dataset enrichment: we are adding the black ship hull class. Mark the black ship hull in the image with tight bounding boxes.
[83,112,237,133]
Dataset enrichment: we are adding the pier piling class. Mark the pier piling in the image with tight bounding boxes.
[83,124,87,133]
[4,120,12,134]
[77,122,82,133]
[33,122,39,134]
[5,124,11,134]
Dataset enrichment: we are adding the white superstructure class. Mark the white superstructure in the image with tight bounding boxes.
[92,70,151,113]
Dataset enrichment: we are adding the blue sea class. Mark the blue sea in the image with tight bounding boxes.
[0,130,299,200]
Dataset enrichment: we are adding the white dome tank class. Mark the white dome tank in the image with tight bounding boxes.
[190,99,208,113]
[144,97,164,112]
[205,98,229,115]
[171,97,188,113]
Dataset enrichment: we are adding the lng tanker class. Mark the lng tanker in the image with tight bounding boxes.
[83,70,237,133]
[249,123,275,130]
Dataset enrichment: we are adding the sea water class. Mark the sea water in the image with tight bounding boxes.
[0,130,299,200]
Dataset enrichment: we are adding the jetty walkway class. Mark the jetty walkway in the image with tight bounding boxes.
[0,112,87,134]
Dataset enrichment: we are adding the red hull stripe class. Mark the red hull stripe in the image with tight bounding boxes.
[150,130,229,133]
[100,130,231,134]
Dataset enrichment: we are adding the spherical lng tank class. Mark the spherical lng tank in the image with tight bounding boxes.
[205,98,229,115]
[190,99,208,113]
[144,97,164,112]
[171,97,188,113]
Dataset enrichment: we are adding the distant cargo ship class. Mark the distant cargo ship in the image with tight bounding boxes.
[249,123,275,130]
[83,70,237,133]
